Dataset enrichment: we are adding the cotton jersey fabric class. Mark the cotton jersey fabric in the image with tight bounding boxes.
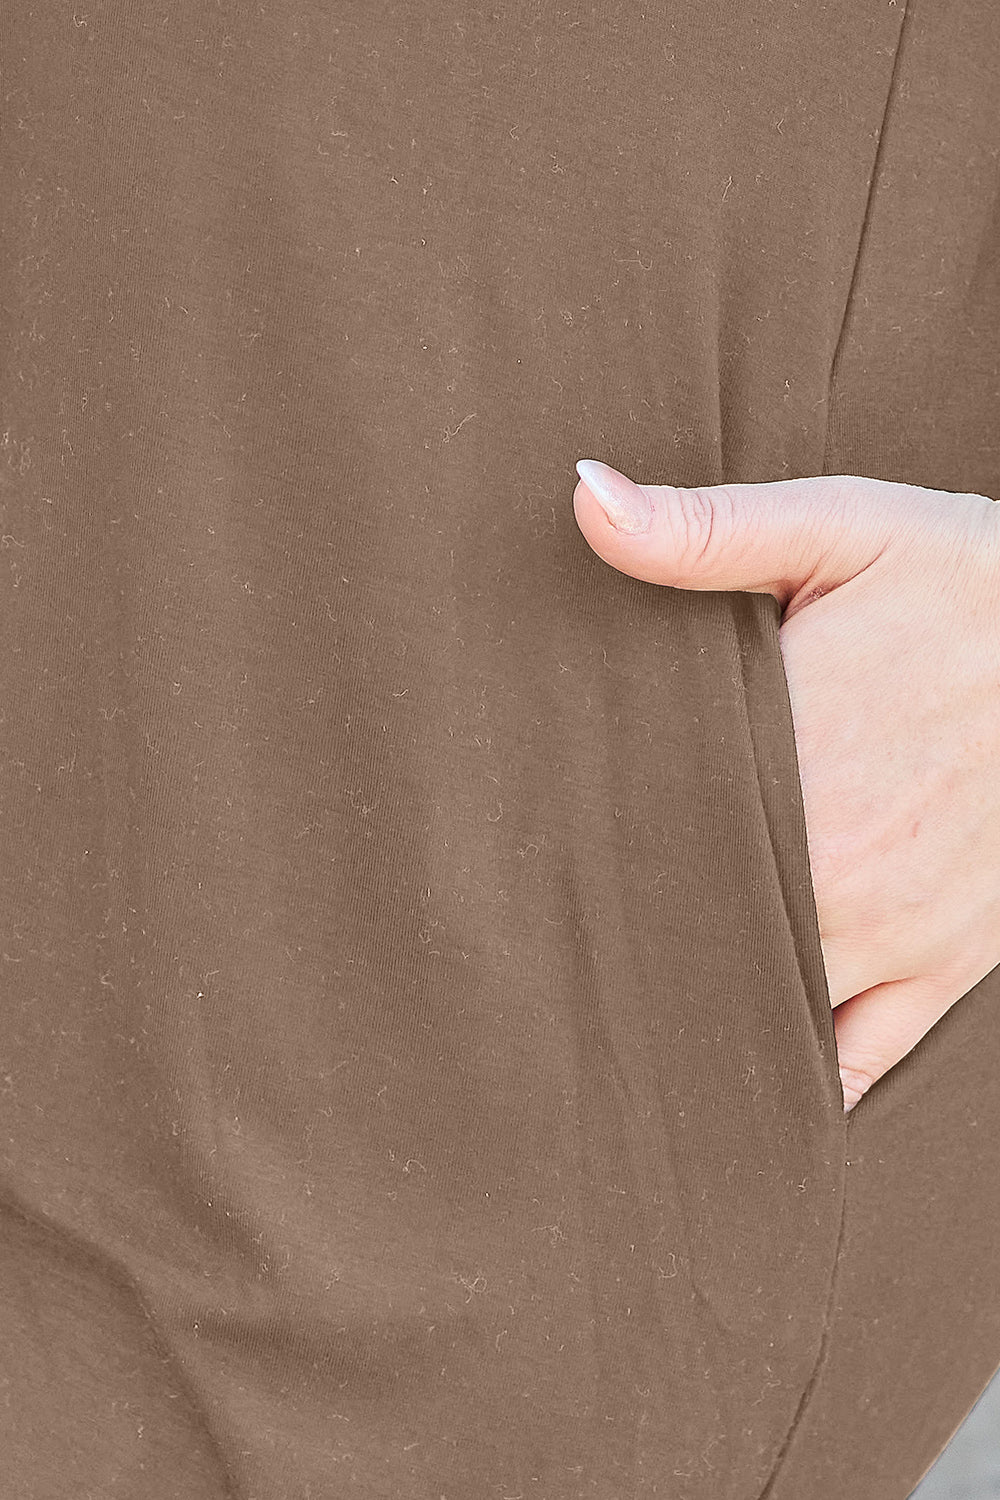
[2,3,1000,1497]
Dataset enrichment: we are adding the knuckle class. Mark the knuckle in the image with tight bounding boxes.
[838,1063,878,1099]
[674,486,726,574]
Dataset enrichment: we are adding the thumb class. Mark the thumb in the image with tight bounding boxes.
[573,458,911,617]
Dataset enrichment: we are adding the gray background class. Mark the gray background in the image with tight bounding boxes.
[908,1366,1000,1498]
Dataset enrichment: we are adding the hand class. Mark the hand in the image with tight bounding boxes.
[572,458,1000,1112]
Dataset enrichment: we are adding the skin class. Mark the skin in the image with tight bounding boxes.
[572,459,1000,1112]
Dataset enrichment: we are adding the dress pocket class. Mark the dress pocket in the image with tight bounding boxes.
[733,591,847,1120]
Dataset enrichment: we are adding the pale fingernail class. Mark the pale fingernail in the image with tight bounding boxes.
[575,458,653,535]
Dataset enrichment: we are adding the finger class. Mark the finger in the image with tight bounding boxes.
[832,974,959,1112]
[571,462,901,604]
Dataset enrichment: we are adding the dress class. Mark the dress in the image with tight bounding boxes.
[2,2,999,1495]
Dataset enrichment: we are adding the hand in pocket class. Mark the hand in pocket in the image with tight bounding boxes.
[572,459,1000,1111]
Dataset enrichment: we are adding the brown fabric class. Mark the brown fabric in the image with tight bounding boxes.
[3,3,1000,1496]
